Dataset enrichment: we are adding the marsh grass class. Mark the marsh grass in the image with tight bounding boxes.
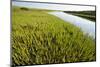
[12,6,96,66]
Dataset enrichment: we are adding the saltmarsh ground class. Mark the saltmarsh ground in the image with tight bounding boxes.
[12,6,96,66]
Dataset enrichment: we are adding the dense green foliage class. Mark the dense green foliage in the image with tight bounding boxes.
[12,7,96,66]
[64,11,96,22]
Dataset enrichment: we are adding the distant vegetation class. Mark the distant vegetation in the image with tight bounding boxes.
[20,7,29,11]
[12,6,96,66]
[64,11,96,22]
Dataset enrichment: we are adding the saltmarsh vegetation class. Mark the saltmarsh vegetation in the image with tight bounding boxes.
[64,11,96,21]
[12,6,96,66]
